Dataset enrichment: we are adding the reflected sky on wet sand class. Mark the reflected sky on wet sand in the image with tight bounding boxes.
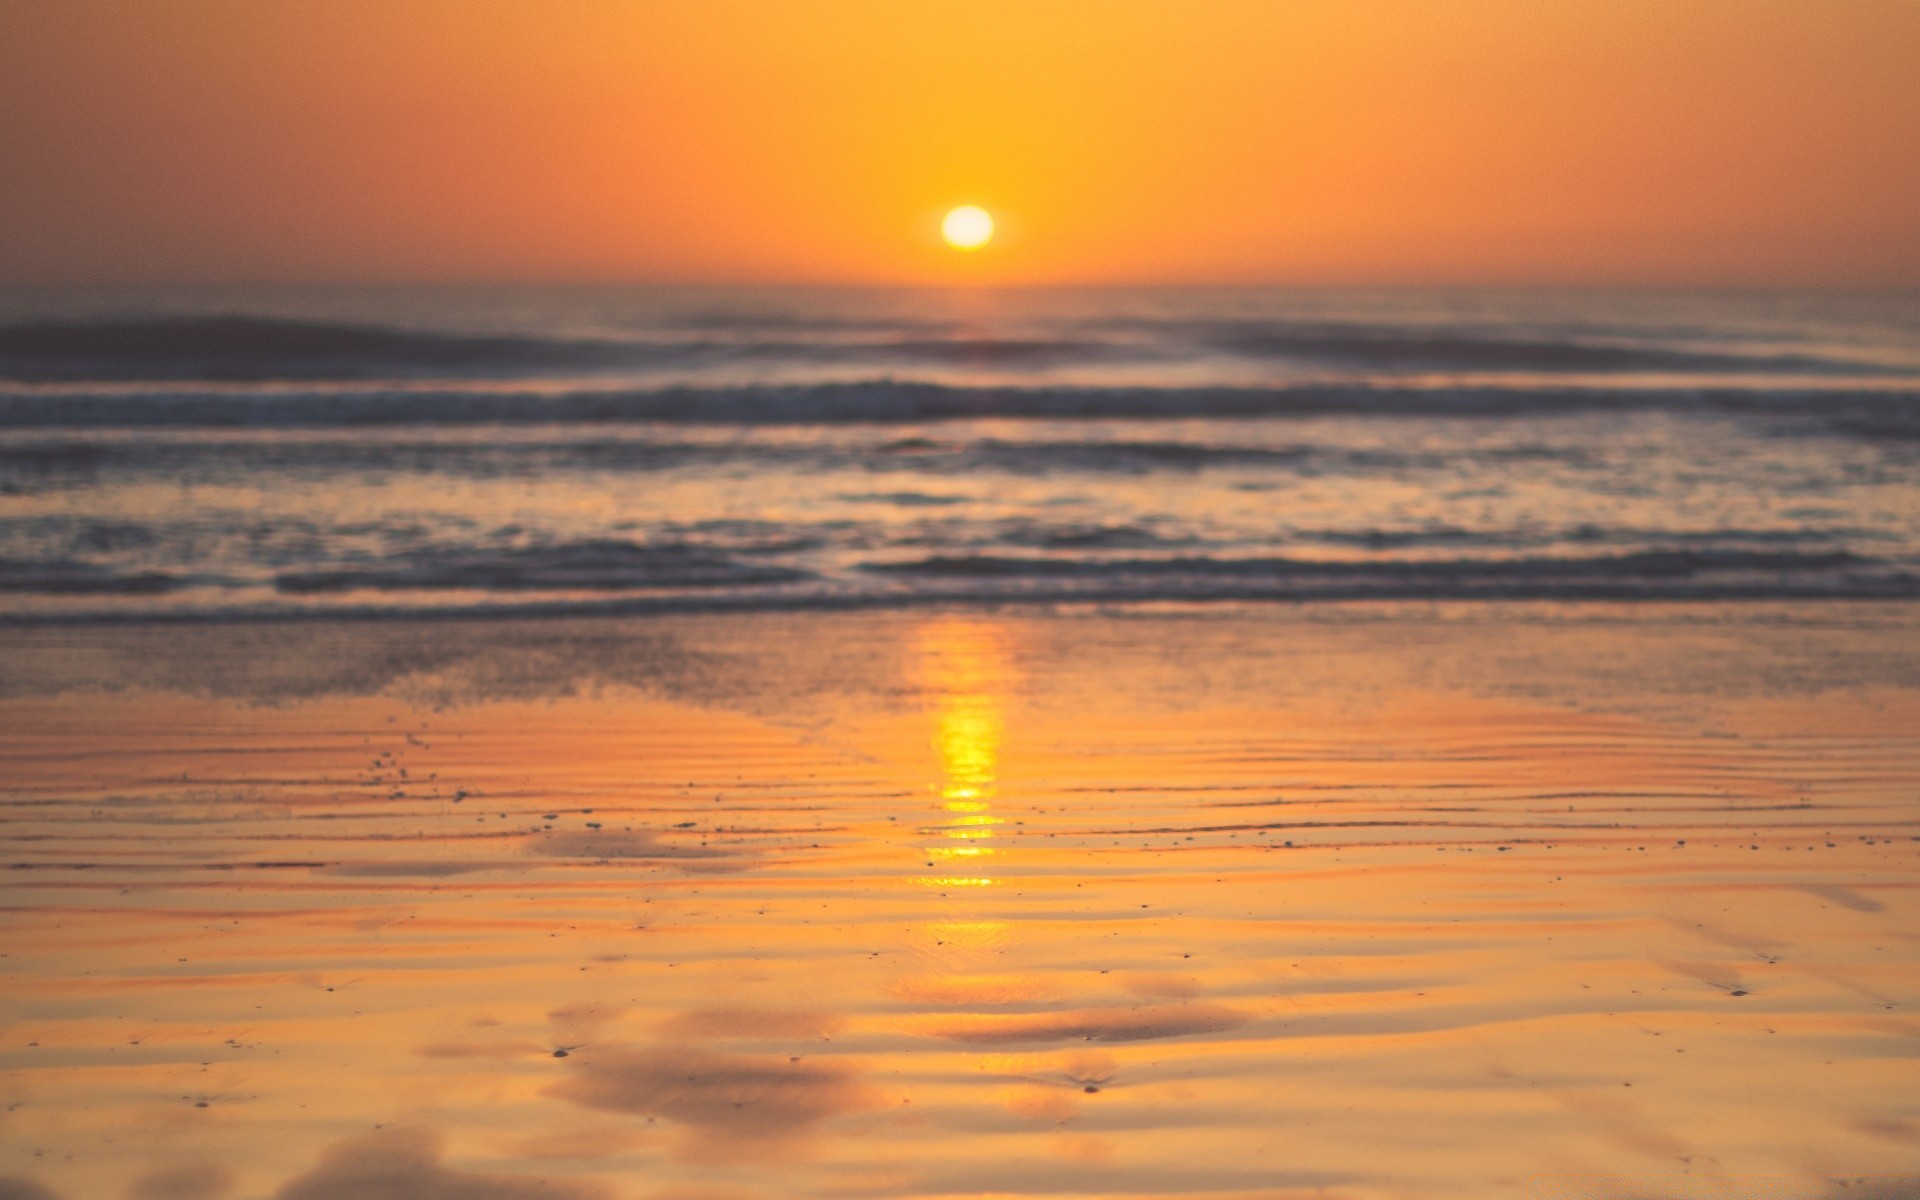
[1,606,1918,1199]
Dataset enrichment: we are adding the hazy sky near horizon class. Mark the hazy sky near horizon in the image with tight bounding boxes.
[2,0,1917,287]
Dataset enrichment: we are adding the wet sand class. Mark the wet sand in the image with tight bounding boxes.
[2,604,1917,1200]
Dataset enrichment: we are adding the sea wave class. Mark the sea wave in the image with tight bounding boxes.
[0,559,177,594]
[1,378,1916,438]
[272,541,810,593]
[3,314,1914,385]
[0,317,632,382]
[1,547,1913,621]
[1169,323,1874,374]
[862,548,1919,599]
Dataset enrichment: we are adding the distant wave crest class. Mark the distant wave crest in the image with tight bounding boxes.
[1,313,1911,385]
[1,378,1917,440]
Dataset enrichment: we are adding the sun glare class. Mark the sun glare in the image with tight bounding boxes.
[941,205,994,251]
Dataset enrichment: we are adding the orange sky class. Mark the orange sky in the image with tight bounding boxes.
[1,0,1916,286]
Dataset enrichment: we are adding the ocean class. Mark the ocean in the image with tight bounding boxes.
[1,285,1917,620]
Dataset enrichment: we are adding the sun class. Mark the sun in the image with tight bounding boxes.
[941,205,994,251]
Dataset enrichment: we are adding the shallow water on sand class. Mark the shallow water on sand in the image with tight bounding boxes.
[2,604,1918,1199]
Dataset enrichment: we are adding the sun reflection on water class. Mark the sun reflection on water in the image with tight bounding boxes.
[915,619,1014,886]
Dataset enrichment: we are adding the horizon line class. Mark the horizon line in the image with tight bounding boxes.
[4,277,1918,295]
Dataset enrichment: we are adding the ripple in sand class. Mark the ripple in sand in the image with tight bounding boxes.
[914,1001,1250,1044]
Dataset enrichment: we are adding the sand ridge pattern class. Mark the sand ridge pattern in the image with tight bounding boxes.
[0,608,1916,1198]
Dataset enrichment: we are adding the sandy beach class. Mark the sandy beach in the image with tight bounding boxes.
[2,602,1916,1199]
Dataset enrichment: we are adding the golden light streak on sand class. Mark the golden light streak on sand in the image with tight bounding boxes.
[920,618,1012,893]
